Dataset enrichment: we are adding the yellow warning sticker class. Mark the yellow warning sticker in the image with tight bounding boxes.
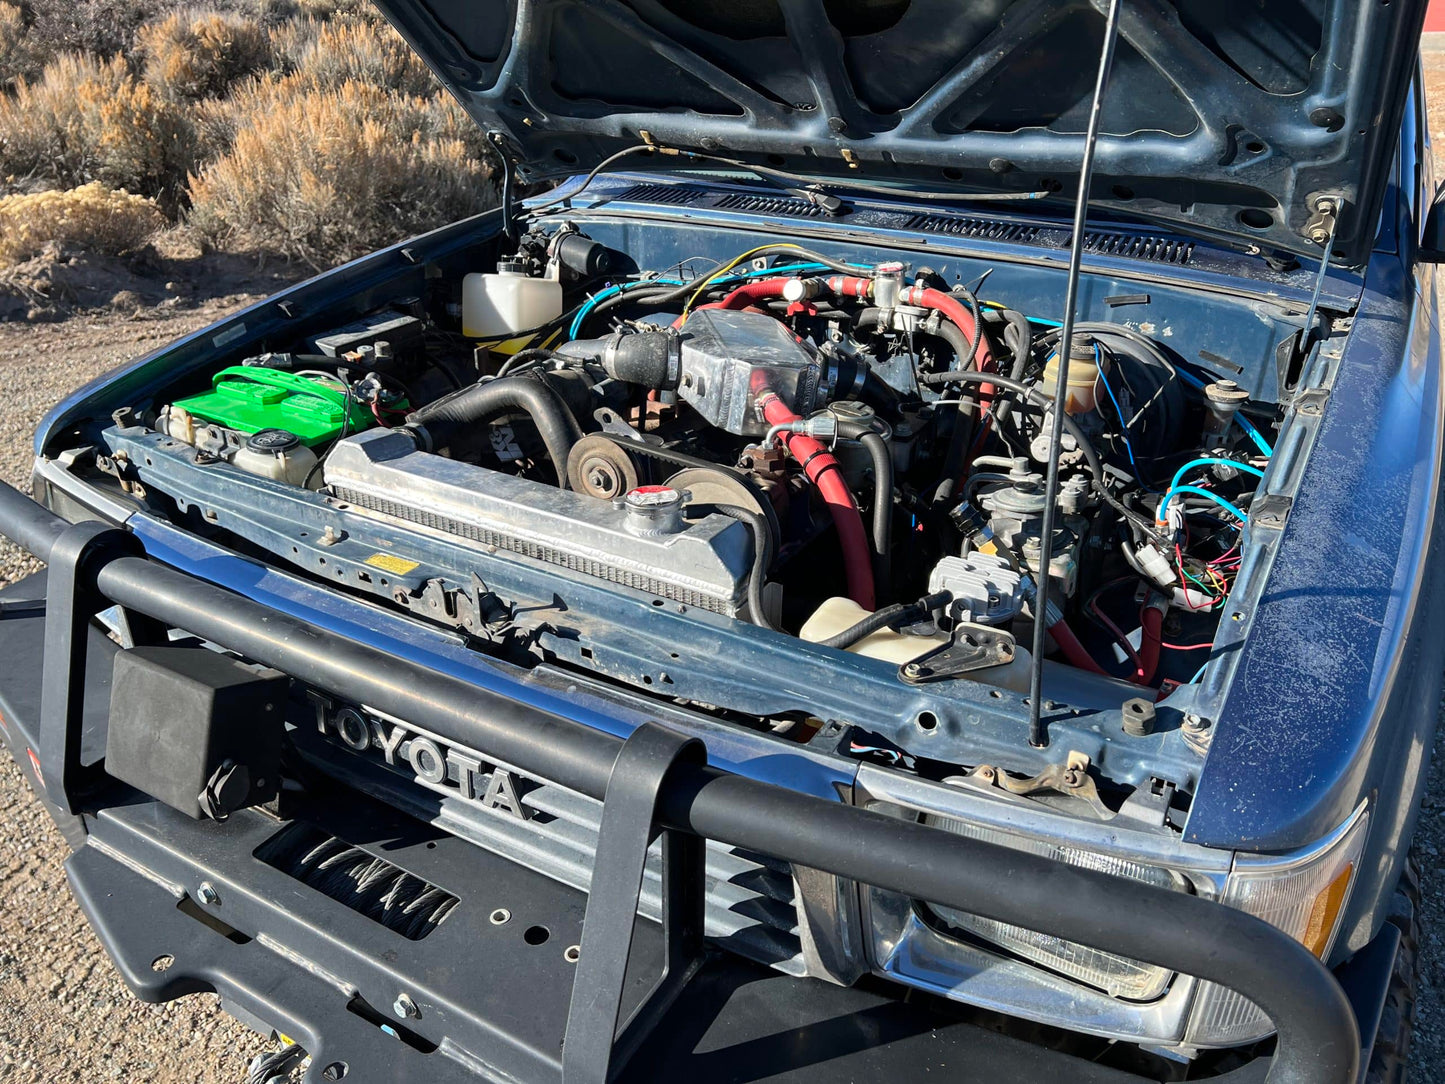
[364,552,420,575]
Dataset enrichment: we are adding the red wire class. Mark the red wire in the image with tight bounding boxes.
[1161,640,1215,651]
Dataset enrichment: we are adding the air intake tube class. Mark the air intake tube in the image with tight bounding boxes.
[406,374,584,488]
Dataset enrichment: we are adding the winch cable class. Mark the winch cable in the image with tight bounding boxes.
[1027,0,1123,749]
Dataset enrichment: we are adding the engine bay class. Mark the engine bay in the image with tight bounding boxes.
[75,205,1306,811]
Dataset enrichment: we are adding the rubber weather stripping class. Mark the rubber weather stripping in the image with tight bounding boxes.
[1027,0,1123,748]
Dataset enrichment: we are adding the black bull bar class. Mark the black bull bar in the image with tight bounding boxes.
[0,479,1359,1084]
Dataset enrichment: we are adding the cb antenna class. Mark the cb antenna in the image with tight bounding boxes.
[1027,0,1123,748]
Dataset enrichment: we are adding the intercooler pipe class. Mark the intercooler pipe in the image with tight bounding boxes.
[405,374,584,488]
[759,392,876,611]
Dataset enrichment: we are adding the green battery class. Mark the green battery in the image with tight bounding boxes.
[169,367,372,446]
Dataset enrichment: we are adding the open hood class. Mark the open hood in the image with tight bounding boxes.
[373,0,1428,266]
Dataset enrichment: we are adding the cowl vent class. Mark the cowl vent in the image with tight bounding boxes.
[903,213,1043,244]
[714,193,827,218]
[1081,231,1194,264]
[611,182,709,206]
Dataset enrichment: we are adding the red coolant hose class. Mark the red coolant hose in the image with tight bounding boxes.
[760,392,875,610]
[1135,602,1164,686]
[1048,620,1105,674]
[1049,603,1165,685]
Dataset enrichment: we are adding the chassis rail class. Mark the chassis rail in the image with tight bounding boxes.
[0,480,1359,1083]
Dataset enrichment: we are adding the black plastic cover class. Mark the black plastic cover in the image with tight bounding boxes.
[105,646,288,819]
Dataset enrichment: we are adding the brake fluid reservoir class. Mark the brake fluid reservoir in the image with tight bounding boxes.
[232,428,318,487]
[462,260,563,338]
[1039,338,1106,415]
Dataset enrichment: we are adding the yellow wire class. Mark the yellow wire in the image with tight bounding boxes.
[678,242,813,320]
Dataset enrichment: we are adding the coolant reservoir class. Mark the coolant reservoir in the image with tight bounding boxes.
[1039,339,1106,415]
[462,261,563,338]
[232,428,318,488]
[800,597,1032,693]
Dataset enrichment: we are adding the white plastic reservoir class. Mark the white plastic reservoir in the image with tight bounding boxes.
[462,266,563,339]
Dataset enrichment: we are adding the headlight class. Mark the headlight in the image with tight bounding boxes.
[925,816,1188,1000]
[853,766,1369,1052]
[1184,803,1368,1047]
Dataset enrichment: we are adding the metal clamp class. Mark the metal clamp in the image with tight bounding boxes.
[38,521,143,813]
[561,722,706,1084]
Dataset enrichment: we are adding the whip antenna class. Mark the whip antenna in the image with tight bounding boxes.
[1027,0,1123,748]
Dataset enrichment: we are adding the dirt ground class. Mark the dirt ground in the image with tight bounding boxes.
[4,43,1445,1084]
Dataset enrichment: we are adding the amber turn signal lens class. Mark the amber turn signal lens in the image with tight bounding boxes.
[1302,862,1355,958]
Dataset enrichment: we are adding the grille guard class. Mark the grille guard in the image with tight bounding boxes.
[0,479,1359,1084]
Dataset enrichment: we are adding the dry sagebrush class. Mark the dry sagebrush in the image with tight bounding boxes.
[187,80,491,268]
[0,182,165,263]
[139,10,273,101]
[0,53,195,204]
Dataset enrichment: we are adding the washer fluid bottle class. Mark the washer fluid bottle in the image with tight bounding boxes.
[462,258,563,339]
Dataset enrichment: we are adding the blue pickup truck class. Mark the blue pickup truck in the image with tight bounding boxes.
[0,1,1439,1081]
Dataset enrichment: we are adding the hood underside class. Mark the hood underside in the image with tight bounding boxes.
[374,0,1427,265]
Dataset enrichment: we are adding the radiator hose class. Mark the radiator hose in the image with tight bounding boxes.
[406,374,584,488]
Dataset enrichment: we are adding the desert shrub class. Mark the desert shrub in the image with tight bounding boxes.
[0,3,35,85]
[139,10,273,101]
[187,79,494,267]
[0,52,195,202]
[20,0,167,62]
[0,181,165,263]
[270,15,434,95]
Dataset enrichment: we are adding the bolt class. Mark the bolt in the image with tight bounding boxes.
[903,662,922,677]
[1062,768,1084,788]
[1182,712,1210,733]
[392,587,409,604]
[197,882,220,907]
[392,993,419,1020]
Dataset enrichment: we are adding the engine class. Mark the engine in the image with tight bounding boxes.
[144,225,1275,696]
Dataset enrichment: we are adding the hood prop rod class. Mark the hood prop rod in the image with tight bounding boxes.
[1026,0,1123,749]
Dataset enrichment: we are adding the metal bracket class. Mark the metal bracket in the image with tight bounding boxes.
[561,722,706,1084]
[899,624,1015,685]
[1290,387,1330,418]
[1250,493,1293,530]
[39,521,144,814]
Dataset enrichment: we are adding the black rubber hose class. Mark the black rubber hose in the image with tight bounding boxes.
[496,347,565,378]
[836,417,893,594]
[991,307,1033,430]
[714,505,777,632]
[407,375,583,488]
[917,369,1104,484]
[915,368,1162,537]
[817,589,951,651]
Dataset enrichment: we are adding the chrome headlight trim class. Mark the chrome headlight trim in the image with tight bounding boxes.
[851,768,1369,1053]
[852,765,1230,1048]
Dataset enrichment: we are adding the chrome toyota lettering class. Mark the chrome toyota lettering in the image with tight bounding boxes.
[310,694,530,820]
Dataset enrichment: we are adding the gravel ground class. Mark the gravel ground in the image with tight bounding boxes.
[0,301,291,1083]
[5,50,1445,1082]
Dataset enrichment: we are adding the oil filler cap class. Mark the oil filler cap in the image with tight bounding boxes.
[246,428,301,455]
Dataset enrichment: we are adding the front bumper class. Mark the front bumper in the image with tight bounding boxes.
[0,485,1375,1084]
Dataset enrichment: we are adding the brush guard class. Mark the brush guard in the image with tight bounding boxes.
[0,480,1364,1084]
